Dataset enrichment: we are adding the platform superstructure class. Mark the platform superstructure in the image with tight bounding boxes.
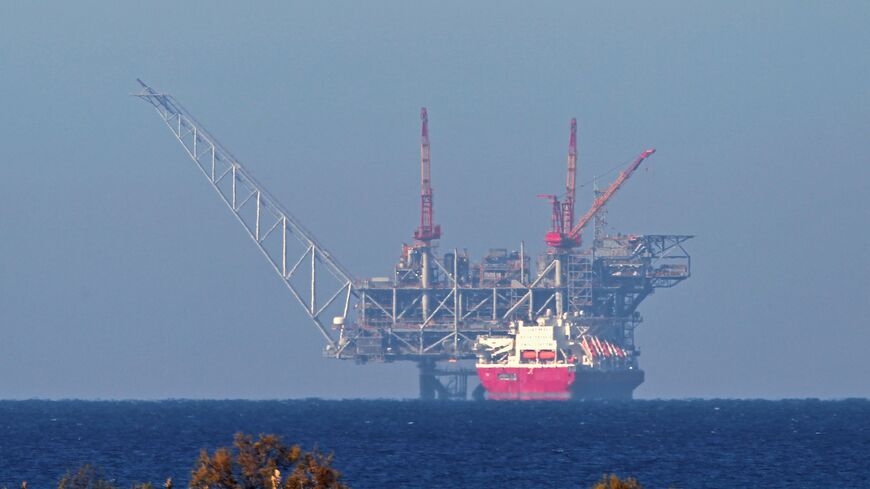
[135,80,692,400]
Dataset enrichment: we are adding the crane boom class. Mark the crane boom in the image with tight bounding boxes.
[567,148,656,241]
[134,79,355,352]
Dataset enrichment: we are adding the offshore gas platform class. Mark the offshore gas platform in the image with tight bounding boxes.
[135,80,692,400]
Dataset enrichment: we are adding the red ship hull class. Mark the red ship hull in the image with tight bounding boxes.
[476,365,576,400]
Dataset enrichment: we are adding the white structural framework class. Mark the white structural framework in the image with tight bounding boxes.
[135,80,356,356]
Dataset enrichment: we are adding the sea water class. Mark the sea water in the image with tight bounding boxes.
[0,399,867,488]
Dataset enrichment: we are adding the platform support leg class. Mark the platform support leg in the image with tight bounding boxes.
[418,359,439,400]
[418,359,454,400]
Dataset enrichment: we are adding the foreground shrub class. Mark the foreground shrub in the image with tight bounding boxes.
[591,474,642,489]
[33,437,646,489]
[57,465,116,489]
[55,465,166,489]
[190,433,347,489]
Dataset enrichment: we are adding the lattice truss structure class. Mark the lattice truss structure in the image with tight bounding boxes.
[355,255,569,360]
[591,234,693,317]
[355,236,690,360]
[136,80,356,357]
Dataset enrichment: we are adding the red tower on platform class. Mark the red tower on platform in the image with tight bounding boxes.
[414,107,441,243]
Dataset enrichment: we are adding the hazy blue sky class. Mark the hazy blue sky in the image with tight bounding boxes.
[1,2,867,399]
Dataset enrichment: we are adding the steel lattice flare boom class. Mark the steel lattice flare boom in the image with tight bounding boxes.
[134,79,356,356]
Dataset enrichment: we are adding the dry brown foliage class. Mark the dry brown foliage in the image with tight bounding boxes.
[590,474,643,489]
[189,433,348,489]
[47,439,647,489]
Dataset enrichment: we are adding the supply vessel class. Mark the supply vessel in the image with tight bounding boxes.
[475,312,642,400]
[136,80,691,400]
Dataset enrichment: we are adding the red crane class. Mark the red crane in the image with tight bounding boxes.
[565,148,656,247]
[538,193,563,241]
[543,119,581,248]
[562,118,578,235]
[414,107,441,242]
[543,143,656,249]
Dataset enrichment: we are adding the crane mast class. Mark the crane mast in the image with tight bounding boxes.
[561,118,577,234]
[543,119,582,248]
[411,107,441,321]
[414,107,441,242]
[134,79,356,356]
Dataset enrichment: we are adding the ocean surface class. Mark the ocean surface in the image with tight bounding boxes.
[0,399,868,488]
